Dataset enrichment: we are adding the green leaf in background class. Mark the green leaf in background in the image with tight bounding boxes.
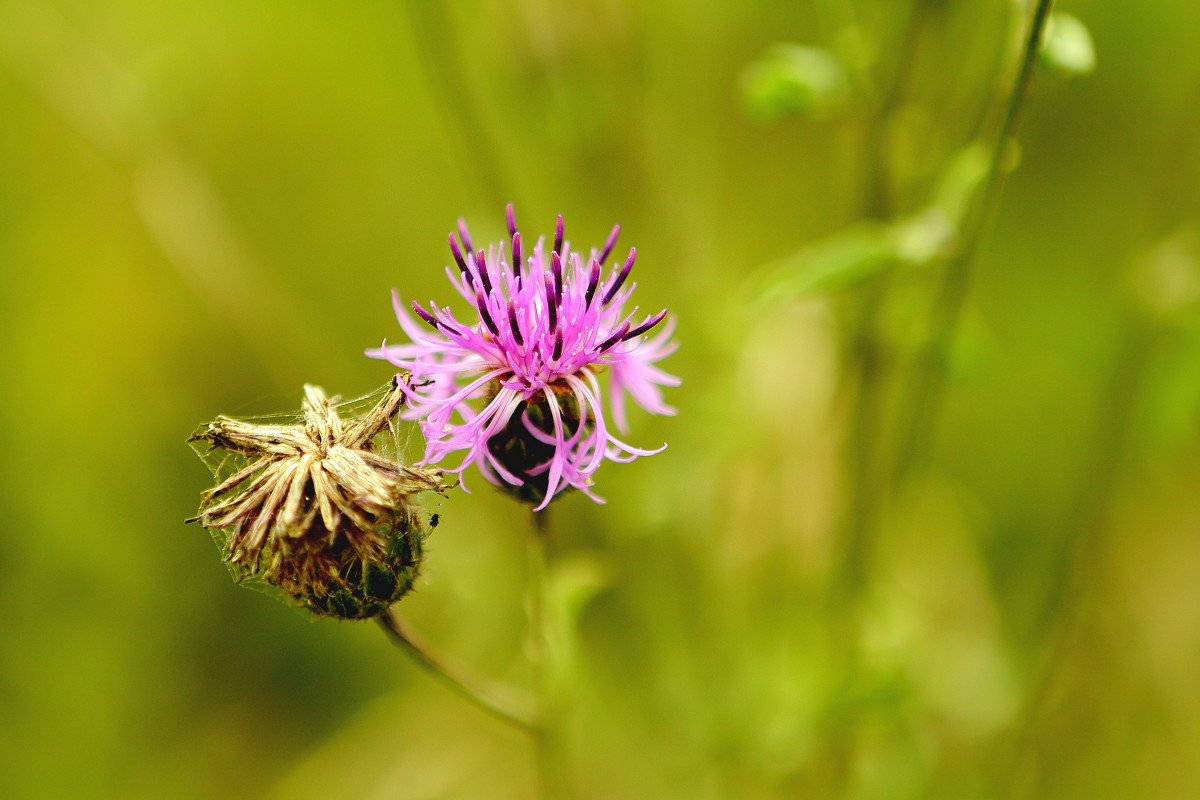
[889,141,992,265]
[740,44,850,121]
[928,141,992,231]
[756,143,991,301]
[546,552,612,693]
[758,221,893,302]
[1040,12,1097,77]
[1131,228,1200,321]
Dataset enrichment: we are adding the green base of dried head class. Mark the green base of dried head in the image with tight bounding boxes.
[284,510,431,620]
[189,378,448,620]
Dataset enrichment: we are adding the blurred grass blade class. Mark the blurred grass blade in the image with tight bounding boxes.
[758,222,893,302]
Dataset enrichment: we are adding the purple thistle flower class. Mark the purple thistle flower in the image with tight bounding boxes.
[367,206,680,510]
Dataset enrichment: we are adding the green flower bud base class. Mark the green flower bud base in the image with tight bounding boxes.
[295,516,428,620]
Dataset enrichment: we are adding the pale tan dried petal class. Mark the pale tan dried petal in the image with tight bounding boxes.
[278,452,315,531]
[342,377,407,449]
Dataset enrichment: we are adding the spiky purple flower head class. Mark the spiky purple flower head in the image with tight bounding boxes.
[367,206,679,510]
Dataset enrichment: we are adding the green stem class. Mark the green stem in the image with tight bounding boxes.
[1003,318,1149,798]
[893,0,1056,484]
[822,6,925,795]
[376,609,536,733]
[1000,62,1200,787]
[527,508,561,798]
[832,0,926,599]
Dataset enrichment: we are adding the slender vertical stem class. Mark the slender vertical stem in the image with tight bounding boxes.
[1003,317,1149,798]
[833,0,924,599]
[822,7,925,796]
[822,4,1053,796]
[527,508,560,798]
[376,609,536,732]
[1003,69,1200,798]
[893,0,1056,484]
[527,507,549,711]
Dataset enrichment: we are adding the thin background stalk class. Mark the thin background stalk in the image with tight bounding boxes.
[823,2,1055,795]
[892,0,1057,485]
[832,0,924,602]
[1004,65,1200,799]
[819,4,925,794]
[376,608,536,733]
[1002,318,1150,798]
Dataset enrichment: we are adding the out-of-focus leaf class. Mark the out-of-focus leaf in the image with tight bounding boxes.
[740,44,849,121]
[758,142,993,301]
[888,141,991,266]
[547,553,612,691]
[889,209,955,265]
[1040,12,1097,77]
[929,142,991,227]
[1129,230,1200,454]
[758,222,893,302]
[1131,228,1200,320]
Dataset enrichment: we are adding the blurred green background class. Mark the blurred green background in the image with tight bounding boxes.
[3,0,1200,797]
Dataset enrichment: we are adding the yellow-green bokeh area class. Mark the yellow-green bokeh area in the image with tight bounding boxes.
[2,0,1199,798]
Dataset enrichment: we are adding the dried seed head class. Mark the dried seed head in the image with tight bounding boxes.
[188,377,449,619]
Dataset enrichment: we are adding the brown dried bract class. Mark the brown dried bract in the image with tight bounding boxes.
[189,375,448,618]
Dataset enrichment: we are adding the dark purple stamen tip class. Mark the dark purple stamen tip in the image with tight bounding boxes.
[598,224,621,265]
[543,273,558,332]
[449,233,468,273]
[597,321,632,352]
[553,214,564,255]
[602,247,637,305]
[551,252,564,299]
[623,309,668,341]
[474,249,492,294]
[413,301,441,330]
[552,329,563,361]
[584,258,601,307]
[476,292,499,336]
[505,203,518,238]
[457,218,474,252]
[512,232,523,272]
[507,299,524,346]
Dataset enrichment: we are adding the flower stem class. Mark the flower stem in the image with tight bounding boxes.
[526,507,562,797]
[893,0,1056,484]
[376,608,536,733]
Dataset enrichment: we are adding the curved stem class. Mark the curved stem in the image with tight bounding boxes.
[893,0,1056,484]
[376,608,536,733]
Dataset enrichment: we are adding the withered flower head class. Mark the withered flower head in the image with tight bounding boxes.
[188,376,448,619]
